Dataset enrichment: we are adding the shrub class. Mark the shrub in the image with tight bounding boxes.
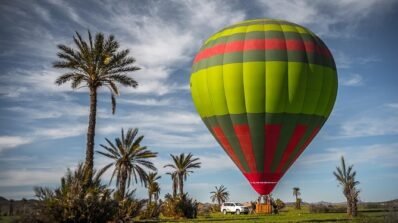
[161,194,198,219]
[19,163,117,223]
[114,190,146,222]
[140,202,162,220]
[275,199,286,210]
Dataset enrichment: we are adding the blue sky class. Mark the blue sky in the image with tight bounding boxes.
[0,0,398,203]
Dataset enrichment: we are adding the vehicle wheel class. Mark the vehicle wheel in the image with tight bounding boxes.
[223,209,227,215]
[236,209,240,215]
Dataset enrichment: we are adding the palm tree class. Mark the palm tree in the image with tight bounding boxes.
[54,31,140,180]
[166,171,178,198]
[147,172,161,204]
[97,128,157,198]
[293,187,301,209]
[164,153,201,196]
[210,185,229,206]
[333,156,360,217]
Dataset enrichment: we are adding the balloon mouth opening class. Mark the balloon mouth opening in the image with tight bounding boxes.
[243,172,282,195]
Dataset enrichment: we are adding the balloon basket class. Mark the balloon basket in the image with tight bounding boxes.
[256,203,272,214]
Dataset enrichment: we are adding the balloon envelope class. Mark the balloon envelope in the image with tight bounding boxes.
[190,19,337,195]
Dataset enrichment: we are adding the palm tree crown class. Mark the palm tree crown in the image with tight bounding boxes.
[210,185,229,206]
[293,187,301,199]
[97,128,157,198]
[164,153,201,196]
[54,31,140,107]
[53,31,140,180]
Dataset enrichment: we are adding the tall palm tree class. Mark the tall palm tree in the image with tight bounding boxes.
[210,185,229,206]
[97,128,157,198]
[164,153,201,196]
[333,156,359,217]
[166,171,178,198]
[147,172,161,204]
[293,187,301,209]
[54,31,140,180]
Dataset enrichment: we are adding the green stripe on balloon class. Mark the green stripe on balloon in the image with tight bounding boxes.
[192,51,335,73]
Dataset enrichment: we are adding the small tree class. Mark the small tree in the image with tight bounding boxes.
[293,187,301,209]
[164,153,201,197]
[210,185,229,207]
[97,128,157,198]
[333,156,360,217]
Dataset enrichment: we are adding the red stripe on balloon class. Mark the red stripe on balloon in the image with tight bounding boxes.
[194,39,331,63]
[276,124,307,172]
[264,124,282,173]
[213,126,244,172]
[243,172,282,195]
[282,127,321,172]
[233,124,257,173]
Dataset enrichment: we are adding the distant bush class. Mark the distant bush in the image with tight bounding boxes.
[140,202,162,220]
[362,202,384,209]
[161,194,198,219]
[114,190,146,222]
[309,203,346,213]
[275,199,286,210]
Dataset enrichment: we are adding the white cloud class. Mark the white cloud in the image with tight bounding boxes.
[33,124,87,139]
[119,98,171,106]
[340,115,398,138]
[385,103,398,109]
[340,73,363,86]
[0,136,32,153]
[255,0,395,38]
[0,168,64,187]
[299,143,398,168]
[327,103,398,138]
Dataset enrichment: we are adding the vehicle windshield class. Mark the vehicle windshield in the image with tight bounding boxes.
[235,203,243,206]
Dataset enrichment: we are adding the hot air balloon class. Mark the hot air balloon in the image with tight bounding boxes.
[189,19,337,195]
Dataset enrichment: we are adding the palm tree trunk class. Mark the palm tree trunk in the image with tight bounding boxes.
[346,197,352,216]
[119,170,127,198]
[179,173,184,196]
[85,87,97,182]
[148,189,152,204]
[351,198,357,217]
[172,178,177,198]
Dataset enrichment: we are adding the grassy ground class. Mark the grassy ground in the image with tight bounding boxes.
[154,206,397,223]
[1,206,396,222]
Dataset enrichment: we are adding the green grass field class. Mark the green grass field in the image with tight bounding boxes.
[155,206,397,223]
[1,206,396,223]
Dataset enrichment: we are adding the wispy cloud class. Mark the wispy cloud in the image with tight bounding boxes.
[340,73,363,86]
[300,143,398,168]
[254,0,395,38]
[0,136,32,153]
[326,103,398,138]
